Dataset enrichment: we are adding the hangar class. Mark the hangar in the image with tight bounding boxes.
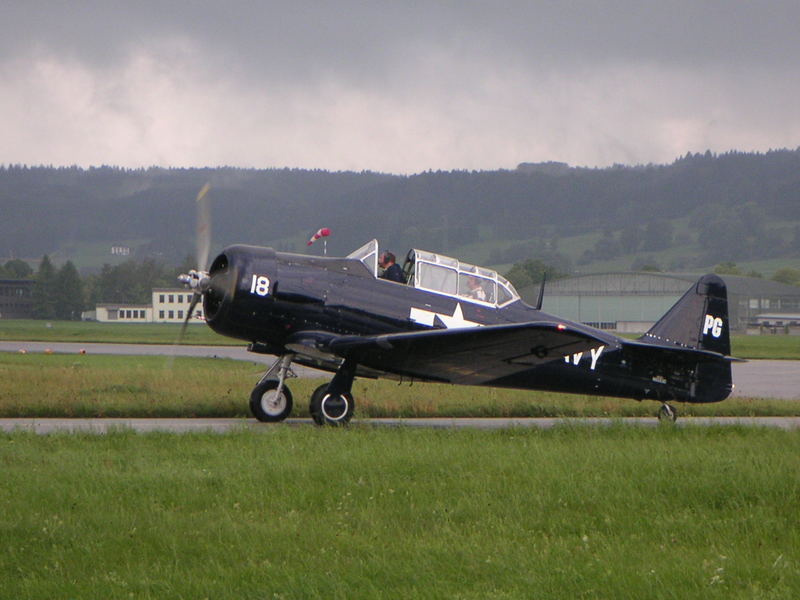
[521,272,800,333]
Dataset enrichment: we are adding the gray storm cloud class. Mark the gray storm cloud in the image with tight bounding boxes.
[1,1,799,173]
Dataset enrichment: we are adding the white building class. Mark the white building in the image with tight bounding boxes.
[85,289,203,324]
[93,304,153,322]
[152,288,204,323]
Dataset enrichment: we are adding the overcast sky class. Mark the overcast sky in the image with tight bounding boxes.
[2,1,799,173]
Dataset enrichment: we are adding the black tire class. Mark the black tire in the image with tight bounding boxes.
[658,403,677,423]
[249,380,293,422]
[309,383,329,415]
[310,385,354,426]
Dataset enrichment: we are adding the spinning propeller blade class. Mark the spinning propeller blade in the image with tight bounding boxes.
[196,183,211,271]
[173,183,212,355]
[177,293,202,346]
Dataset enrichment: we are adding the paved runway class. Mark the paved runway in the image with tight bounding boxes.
[2,341,799,399]
[2,416,800,434]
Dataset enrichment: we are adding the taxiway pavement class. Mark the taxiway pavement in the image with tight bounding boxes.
[2,416,800,434]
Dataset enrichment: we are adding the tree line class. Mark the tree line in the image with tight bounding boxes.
[12,256,191,320]
[2,149,800,269]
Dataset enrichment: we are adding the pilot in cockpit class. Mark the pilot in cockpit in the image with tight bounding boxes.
[465,276,487,301]
[379,251,405,283]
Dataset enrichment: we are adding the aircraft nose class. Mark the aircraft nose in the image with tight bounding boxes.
[203,252,235,321]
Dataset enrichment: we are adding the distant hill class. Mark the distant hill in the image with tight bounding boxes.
[2,149,799,275]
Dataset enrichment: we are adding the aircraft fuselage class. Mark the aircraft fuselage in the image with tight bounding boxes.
[203,246,732,406]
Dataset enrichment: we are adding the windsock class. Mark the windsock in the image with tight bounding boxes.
[307,227,331,246]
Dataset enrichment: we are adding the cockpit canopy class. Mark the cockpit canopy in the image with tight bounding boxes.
[347,240,520,307]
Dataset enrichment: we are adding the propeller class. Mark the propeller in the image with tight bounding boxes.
[195,182,211,274]
[176,183,212,343]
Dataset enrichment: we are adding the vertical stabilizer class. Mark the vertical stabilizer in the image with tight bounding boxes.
[641,274,731,356]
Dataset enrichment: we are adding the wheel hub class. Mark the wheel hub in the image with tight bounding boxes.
[321,394,349,422]
[261,390,287,416]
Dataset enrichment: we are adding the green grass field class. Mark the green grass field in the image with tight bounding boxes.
[0,319,235,345]
[2,427,798,598]
[1,353,799,419]
[730,335,800,360]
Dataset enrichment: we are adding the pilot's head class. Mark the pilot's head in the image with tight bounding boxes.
[379,252,396,267]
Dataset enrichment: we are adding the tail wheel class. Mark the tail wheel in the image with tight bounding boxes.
[250,380,293,422]
[658,403,677,423]
[310,386,354,426]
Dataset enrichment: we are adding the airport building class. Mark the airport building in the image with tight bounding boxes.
[85,289,204,324]
[521,272,800,333]
[0,279,34,319]
[151,289,204,323]
[94,304,153,322]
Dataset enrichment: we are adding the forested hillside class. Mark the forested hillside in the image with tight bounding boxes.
[2,149,799,274]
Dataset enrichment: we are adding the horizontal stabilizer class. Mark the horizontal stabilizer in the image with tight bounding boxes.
[622,338,745,364]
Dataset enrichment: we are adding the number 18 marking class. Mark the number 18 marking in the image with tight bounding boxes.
[250,274,271,297]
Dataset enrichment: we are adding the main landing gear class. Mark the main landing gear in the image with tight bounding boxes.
[658,402,678,423]
[249,355,356,426]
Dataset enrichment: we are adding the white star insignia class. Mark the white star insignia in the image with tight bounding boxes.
[409,303,482,329]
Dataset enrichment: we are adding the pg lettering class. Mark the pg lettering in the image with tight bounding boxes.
[703,314,723,338]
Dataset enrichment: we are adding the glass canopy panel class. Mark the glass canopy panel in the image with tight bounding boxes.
[497,275,519,301]
[417,250,438,263]
[497,283,514,305]
[347,239,379,277]
[406,248,522,305]
[458,273,496,304]
[417,262,458,295]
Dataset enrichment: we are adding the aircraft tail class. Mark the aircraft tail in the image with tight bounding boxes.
[641,274,731,355]
[638,274,733,403]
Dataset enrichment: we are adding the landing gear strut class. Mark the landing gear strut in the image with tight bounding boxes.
[250,354,358,426]
[658,402,677,423]
[250,354,295,422]
[310,358,357,426]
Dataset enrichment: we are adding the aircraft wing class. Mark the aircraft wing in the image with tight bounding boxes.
[326,322,614,385]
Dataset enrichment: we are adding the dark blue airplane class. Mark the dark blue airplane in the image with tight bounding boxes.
[180,234,738,426]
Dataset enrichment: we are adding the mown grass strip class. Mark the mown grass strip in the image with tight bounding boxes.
[0,319,234,345]
[1,353,799,419]
[731,334,800,360]
[1,427,798,598]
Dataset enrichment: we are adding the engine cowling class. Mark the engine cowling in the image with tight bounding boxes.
[203,245,278,341]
